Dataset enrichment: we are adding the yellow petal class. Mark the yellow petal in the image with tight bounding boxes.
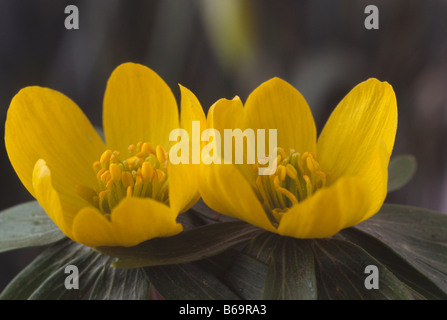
[243,77,316,153]
[72,197,183,247]
[206,96,258,184]
[317,78,397,183]
[5,86,105,205]
[168,85,206,213]
[207,96,244,136]
[103,62,179,153]
[351,140,389,224]
[277,176,370,238]
[32,159,77,240]
[198,163,276,233]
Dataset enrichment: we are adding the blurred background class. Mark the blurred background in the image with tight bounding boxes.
[0,0,446,291]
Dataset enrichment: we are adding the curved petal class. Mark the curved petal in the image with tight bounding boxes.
[243,77,317,154]
[207,96,245,135]
[206,96,259,184]
[103,63,179,153]
[198,163,277,233]
[351,139,389,224]
[5,86,105,202]
[72,197,183,247]
[168,85,206,214]
[32,159,77,240]
[317,78,397,183]
[277,176,370,239]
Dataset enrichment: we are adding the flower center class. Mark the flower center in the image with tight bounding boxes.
[255,148,326,227]
[77,142,169,216]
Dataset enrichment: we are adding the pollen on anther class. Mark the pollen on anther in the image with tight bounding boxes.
[110,163,121,182]
[141,162,154,181]
[156,145,167,163]
[100,150,113,166]
[142,142,154,155]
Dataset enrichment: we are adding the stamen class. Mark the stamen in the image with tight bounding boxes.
[254,148,327,225]
[141,162,154,181]
[100,150,113,167]
[278,165,287,181]
[126,186,133,198]
[285,164,297,180]
[109,163,121,182]
[78,141,170,216]
[142,142,154,155]
[156,145,167,163]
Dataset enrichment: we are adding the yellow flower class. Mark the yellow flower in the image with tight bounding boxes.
[199,78,397,238]
[5,63,205,247]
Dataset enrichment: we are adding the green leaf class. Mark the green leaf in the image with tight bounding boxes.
[89,267,149,300]
[387,154,417,192]
[263,237,317,300]
[28,249,109,300]
[311,239,415,299]
[220,252,268,300]
[338,228,447,299]
[98,221,261,268]
[0,201,65,253]
[354,204,447,295]
[199,249,268,300]
[0,239,89,299]
[145,262,240,300]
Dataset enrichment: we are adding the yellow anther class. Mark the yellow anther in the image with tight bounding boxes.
[156,145,167,163]
[142,142,154,155]
[99,190,109,199]
[100,150,113,166]
[273,175,281,189]
[106,179,114,190]
[109,163,121,182]
[306,156,314,172]
[100,170,111,183]
[306,155,319,172]
[155,169,166,182]
[141,161,154,181]
[301,152,309,161]
[136,142,143,151]
[303,175,313,196]
[126,157,137,170]
[278,165,287,181]
[121,171,134,188]
[96,167,106,179]
[276,187,298,205]
[128,144,135,154]
[92,161,101,171]
[285,164,297,180]
[126,186,133,198]
[135,174,143,186]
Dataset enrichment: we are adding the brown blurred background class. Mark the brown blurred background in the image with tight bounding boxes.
[0,0,446,291]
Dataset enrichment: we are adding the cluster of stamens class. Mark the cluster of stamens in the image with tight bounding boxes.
[77,142,169,216]
[255,148,327,227]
